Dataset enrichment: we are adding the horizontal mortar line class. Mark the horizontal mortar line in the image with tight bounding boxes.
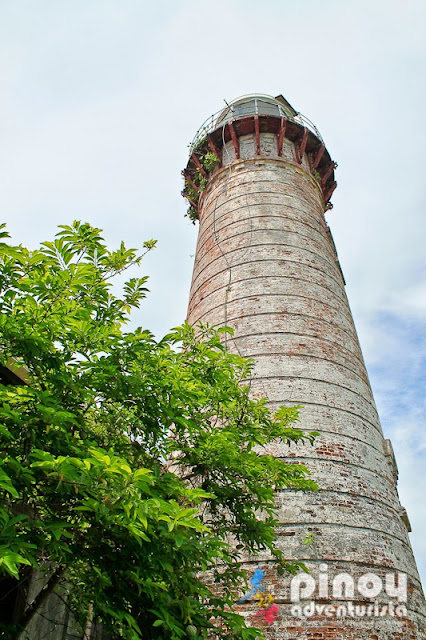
[193,239,340,285]
[234,593,426,618]
[198,219,336,266]
[276,487,400,520]
[274,516,411,551]
[263,399,383,438]
[257,378,381,422]
[190,273,348,326]
[235,600,426,622]
[189,278,350,330]
[205,214,335,254]
[265,423,387,459]
[201,209,327,244]
[230,551,426,595]
[221,171,320,189]
[191,289,357,335]
[191,245,343,300]
[241,379,379,425]
[200,212,328,252]
[218,153,312,169]
[206,174,321,201]
[275,454,391,482]
[190,264,348,313]
[190,309,360,355]
[224,328,365,370]
[205,181,324,212]
[247,374,379,419]
[191,247,347,302]
[204,187,323,223]
[273,520,414,551]
[198,230,337,280]
[242,351,372,398]
[202,194,325,235]
[237,550,424,581]
[240,556,424,589]
[238,601,425,618]
[209,160,313,182]
[282,487,401,516]
[201,338,372,402]
[191,250,346,299]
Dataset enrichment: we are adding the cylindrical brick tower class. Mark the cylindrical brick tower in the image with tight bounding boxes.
[182,94,426,639]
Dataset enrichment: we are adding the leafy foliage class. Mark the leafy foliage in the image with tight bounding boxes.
[201,152,219,173]
[0,222,317,639]
[182,141,220,224]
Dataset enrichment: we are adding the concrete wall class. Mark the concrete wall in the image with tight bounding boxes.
[17,571,106,640]
[187,131,426,639]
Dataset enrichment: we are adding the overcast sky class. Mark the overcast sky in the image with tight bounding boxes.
[1,0,426,589]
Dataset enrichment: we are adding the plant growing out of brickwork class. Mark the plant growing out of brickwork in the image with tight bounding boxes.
[0,222,317,640]
[201,152,219,172]
[182,140,220,224]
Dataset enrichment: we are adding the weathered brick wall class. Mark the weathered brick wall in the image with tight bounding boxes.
[187,131,426,638]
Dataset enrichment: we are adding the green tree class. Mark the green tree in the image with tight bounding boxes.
[0,222,317,639]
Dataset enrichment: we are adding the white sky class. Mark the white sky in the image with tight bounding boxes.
[1,0,426,589]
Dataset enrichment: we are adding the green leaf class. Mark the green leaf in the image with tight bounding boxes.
[0,223,317,639]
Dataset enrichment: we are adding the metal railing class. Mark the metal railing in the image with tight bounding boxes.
[189,95,323,153]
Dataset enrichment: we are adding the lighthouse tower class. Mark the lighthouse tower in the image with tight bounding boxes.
[182,94,426,639]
